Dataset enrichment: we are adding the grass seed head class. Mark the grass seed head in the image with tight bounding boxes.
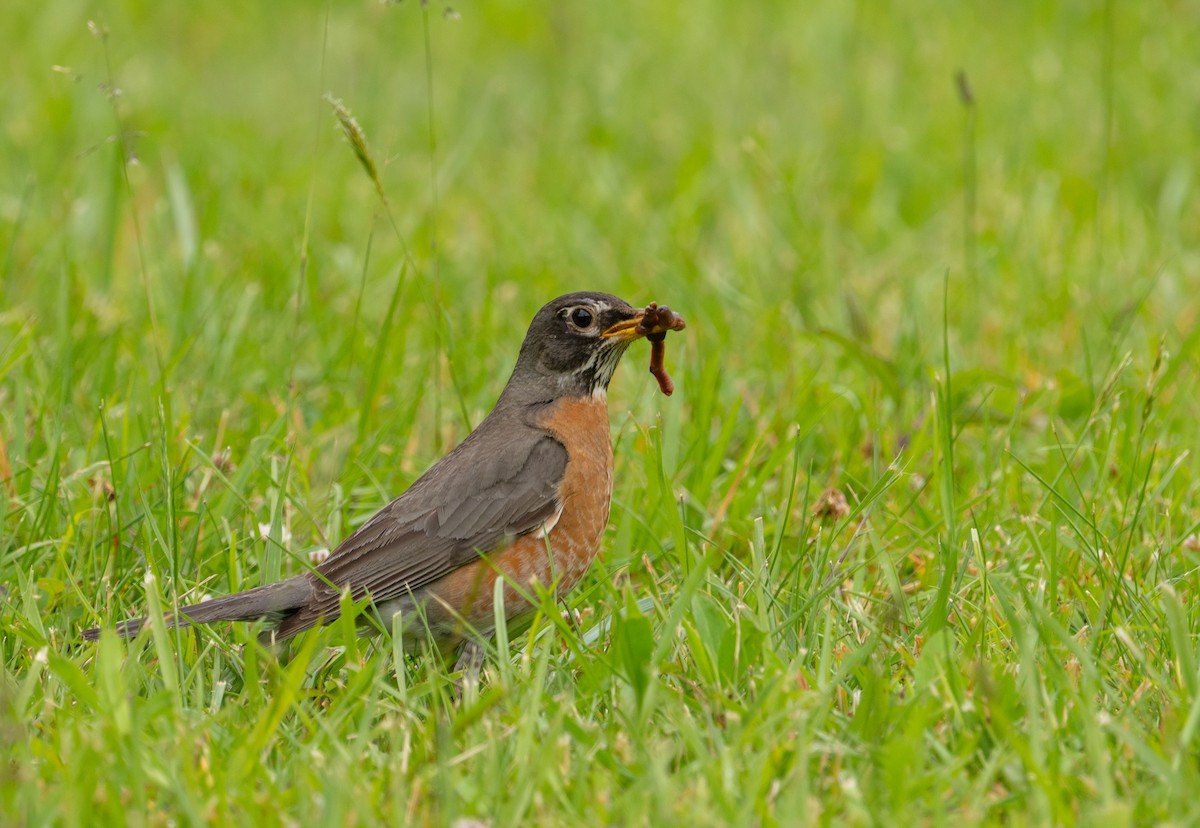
[324,94,385,200]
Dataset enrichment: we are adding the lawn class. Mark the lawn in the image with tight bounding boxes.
[3,1,1200,824]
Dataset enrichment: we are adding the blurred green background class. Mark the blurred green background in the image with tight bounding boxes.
[7,1,1194,422]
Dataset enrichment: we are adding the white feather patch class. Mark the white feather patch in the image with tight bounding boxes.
[532,502,565,539]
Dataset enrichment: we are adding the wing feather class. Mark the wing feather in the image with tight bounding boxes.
[274,421,567,638]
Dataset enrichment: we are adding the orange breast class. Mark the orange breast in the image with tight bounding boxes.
[412,395,613,643]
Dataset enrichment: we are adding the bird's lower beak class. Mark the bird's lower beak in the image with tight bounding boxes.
[602,304,686,342]
[601,316,647,342]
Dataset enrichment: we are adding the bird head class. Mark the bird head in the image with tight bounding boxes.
[501,291,685,403]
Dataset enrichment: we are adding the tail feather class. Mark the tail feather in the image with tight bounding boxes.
[82,577,312,641]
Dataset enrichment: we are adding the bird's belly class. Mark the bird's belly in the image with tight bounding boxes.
[381,397,614,646]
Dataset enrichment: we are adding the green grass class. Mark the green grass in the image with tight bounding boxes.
[3,0,1200,824]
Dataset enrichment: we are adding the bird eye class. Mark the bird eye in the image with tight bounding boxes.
[569,307,594,329]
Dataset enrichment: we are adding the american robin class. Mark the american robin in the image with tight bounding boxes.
[83,291,685,675]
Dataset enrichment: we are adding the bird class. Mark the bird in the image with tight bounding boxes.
[83,291,685,677]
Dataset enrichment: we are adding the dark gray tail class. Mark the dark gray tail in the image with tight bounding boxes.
[81,576,312,641]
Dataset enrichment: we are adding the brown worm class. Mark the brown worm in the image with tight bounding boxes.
[636,303,686,396]
[648,333,673,395]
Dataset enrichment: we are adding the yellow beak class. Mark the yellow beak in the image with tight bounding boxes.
[601,313,650,342]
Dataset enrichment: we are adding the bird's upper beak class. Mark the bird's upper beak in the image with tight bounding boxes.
[602,303,687,342]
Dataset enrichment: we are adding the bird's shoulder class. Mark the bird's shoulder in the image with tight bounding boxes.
[364,403,568,537]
